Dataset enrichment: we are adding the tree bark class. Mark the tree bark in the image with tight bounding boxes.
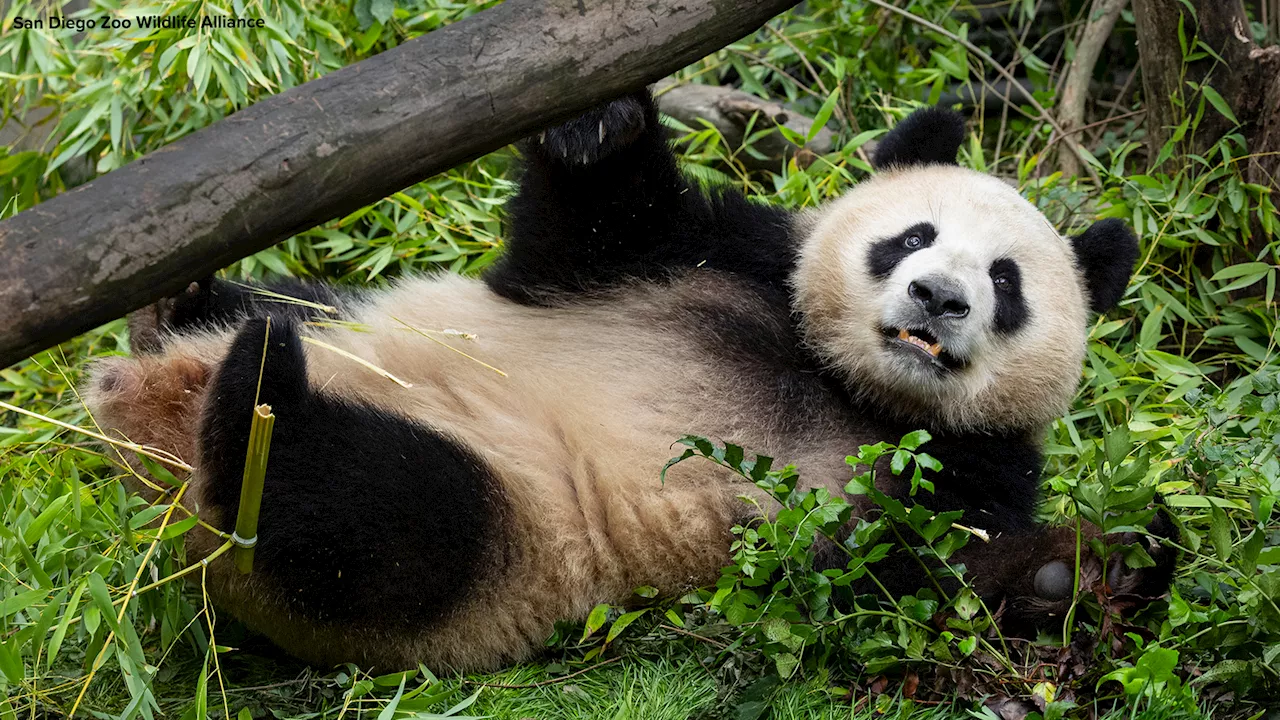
[1133,0,1280,176]
[0,0,801,370]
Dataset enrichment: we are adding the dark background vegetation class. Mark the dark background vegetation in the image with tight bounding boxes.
[1,1,1279,718]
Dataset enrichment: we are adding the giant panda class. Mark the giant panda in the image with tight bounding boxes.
[85,90,1174,671]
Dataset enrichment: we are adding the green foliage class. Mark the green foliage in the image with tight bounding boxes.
[661,434,990,686]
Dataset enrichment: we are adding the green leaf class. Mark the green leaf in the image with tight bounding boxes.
[1199,85,1239,125]
[109,94,123,151]
[0,639,21,685]
[899,429,931,451]
[954,588,981,621]
[1209,504,1233,562]
[1134,646,1179,684]
[305,16,347,47]
[807,88,840,144]
[370,0,394,25]
[47,583,85,668]
[930,50,967,81]
[158,515,199,540]
[353,0,375,27]
[1210,262,1272,281]
[87,572,120,633]
[773,651,800,679]
[605,609,648,643]
[580,603,610,642]
[0,588,46,620]
[1139,303,1166,350]
[1105,425,1132,468]
[375,676,407,720]
[23,493,70,545]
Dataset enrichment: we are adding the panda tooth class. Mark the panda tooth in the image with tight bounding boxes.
[894,328,943,357]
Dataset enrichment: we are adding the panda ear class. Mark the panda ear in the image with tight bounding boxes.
[1070,218,1139,313]
[872,107,966,169]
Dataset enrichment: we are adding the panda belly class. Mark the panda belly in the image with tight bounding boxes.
[89,273,847,670]
[327,275,764,567]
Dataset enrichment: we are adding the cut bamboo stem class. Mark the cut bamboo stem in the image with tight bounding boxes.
[233,403,275,574]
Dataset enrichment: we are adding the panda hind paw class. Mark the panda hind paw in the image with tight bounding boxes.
[538,93,649,166]
[1001,509,1179,634]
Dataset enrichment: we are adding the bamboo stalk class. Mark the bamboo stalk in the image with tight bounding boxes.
[233,403,276,574]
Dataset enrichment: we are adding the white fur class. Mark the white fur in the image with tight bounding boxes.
[792,164,1090,433]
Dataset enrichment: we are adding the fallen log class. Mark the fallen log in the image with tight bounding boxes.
[654,81,835,170]
[0,0,800,370]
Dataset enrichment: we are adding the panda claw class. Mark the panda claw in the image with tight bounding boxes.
[533,93,650,166]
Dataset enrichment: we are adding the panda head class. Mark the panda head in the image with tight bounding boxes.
[792,108,1139,435]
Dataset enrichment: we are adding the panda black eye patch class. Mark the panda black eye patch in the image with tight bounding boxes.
[989,257,1028,334]
[866,222,937,279]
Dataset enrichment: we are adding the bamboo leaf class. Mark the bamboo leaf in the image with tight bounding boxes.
[1199,85,1239,125]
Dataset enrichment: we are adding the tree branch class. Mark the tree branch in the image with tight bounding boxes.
[1057,0,1129,177]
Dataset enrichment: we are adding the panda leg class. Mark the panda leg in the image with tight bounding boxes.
[196,318,507,636]
[946,513,1178,633]
[489,90,797,301]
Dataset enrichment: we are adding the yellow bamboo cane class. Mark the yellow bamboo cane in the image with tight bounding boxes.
[233,403,275,574]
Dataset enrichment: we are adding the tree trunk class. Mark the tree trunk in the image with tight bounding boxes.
[1133,0,1280,183]
[0,0,801,371]
[1057,0,1129,178]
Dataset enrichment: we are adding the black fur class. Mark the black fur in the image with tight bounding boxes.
[487,91,797,304]
[866,222,937,280]
[1071,218,1140,313]
[1120,505,1181,598]
[168,277,354,331]
[909,431,1042,531]
[989,258,1029,334]
[871,107,966,169]
[199,319,506,627]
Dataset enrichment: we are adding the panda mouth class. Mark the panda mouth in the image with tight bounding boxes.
[881,327,965,371]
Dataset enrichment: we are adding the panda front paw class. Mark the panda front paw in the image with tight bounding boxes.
[127,279,214,354]
[537,92,650,166]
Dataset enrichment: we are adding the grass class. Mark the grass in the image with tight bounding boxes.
[3,0,1280,718]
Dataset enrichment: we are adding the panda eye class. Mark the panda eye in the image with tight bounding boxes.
[992,273,1018,292]
[904,234,923,249]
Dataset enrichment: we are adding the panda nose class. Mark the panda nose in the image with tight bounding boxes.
[909,278,970,318]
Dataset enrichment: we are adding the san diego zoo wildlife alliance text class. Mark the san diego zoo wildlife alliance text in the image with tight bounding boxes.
[11,15,265,31]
